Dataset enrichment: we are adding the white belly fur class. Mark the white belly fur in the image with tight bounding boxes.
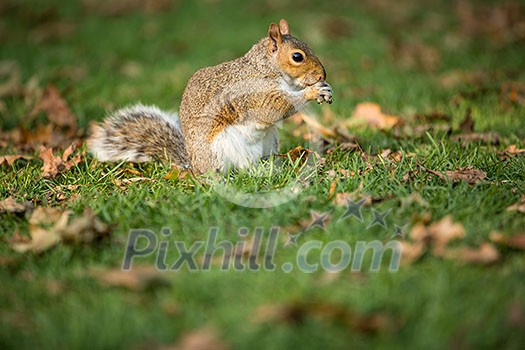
[211,123,277,171]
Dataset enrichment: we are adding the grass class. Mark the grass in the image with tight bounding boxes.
[1,0,525,349]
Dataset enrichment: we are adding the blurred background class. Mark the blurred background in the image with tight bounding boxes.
[1,0,524,132]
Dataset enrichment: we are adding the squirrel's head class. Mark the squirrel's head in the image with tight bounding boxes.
[268,19,326,88]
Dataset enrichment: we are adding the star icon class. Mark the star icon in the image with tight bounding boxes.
[284,232,300,247]
[367,208,392,229]
[338,198,366,222]
[306,211,331,231]
[391,224,407,239]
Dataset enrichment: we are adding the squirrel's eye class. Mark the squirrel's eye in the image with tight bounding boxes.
[291,52,304,63]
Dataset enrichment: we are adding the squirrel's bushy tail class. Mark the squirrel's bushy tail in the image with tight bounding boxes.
[88,104,190,166]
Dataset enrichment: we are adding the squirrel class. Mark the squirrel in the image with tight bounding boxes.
[88,19,333,174]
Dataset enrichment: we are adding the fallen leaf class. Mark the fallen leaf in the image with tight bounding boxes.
[11,207,111,253]
[39,143,84,178]
[13,224,62,253]
[498,144,525,158]
[0,197,33,215]
[301,113,338,139]
[113,177,154,190]
[30,84,77,132]
[0,155,33,166]
[327,178,338,200]
[421,165,486,185]
[89,265,170,291]
[253,301,392,333]
[352,102,401,129]
[59,208,111,244]
[507,202,525,213]
[333,192,373,207]
[40,146,64,178]
[490,231,525,250]
[159,327,229,350]
[275,146,313,167]
[164,167,193,181]
[445,167,487,184]
[28,206,63,226]
[399,241,426,265]
[399,192,429,209]
[443,243,500,265]
[410,215,466,256]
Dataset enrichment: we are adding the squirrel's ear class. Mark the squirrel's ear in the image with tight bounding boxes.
[279,19,290,35]
[268,22,282,53]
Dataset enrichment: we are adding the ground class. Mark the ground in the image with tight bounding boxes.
[1,0,524,349]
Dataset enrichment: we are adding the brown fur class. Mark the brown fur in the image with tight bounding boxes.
[88,19,332,174]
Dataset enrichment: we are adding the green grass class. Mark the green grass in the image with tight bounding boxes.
[1,0,525,349]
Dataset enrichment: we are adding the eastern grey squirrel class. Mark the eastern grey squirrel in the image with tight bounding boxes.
[88,19,333,174]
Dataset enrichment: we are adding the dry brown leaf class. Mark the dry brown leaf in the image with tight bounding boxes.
[499,144,525,157]
[159,327,229,350]
[273,146,313,168]
[28,206,63,226]
[164,167,193,181]
[253,302,392,334]
[327,178,338,200]
[399,192,429,209]
[410,215,466,256]
[399,241,426,265]
[443,243,500,265]
[507,202,525,213]
[333,192,373,207]
[11,207,111,253]
[89,265,170,291]
[301,113,338,139]
[31,84,77,131]
[40,146,64,178]
[39,144,84,178]
[490,231,525,250]
[298,113,357,144]
[0,197,32,215]
[421,165,486,185]
[0,155,33,166]
[13,224,62,253]
[59,208,111,244]
[445,167,487,184]
[114,177,154,190]
[352,102,401,129]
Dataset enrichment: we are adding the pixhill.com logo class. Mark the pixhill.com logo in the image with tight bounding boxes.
[122,197,406,273]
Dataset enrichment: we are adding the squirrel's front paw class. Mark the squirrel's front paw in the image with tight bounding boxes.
[308,81,333,104]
